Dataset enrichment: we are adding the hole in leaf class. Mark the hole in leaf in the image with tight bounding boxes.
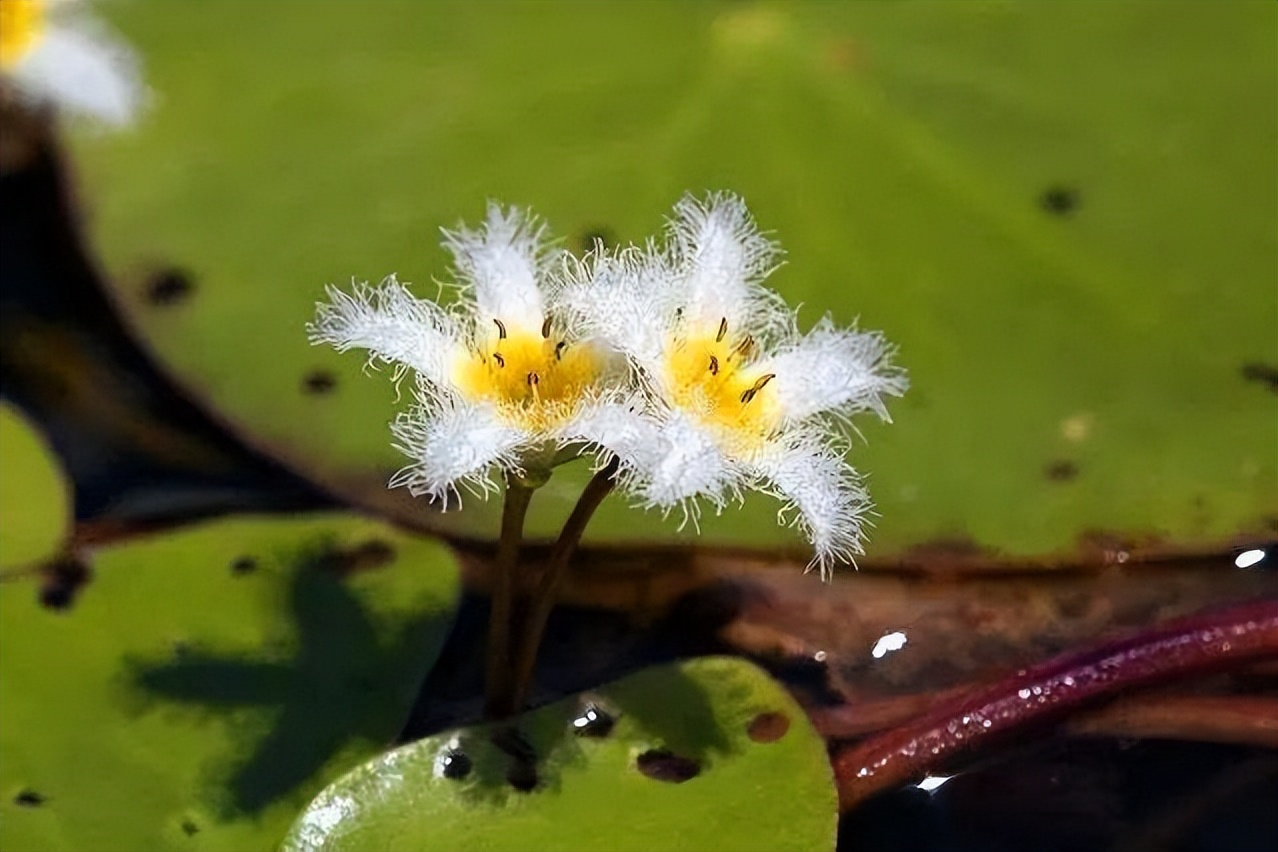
[144,268,195,306]
[571,703,615,738]
[636,749,701,783]
[39,556,91,611]
[439,750,472,781]
[1241,362,1278,394]
[747,711,791,743]
[230,555,257,576]
[1039,185,1079,216]
[13,789,45,807]
[302,370,337,394]
[1045,460,1079,482]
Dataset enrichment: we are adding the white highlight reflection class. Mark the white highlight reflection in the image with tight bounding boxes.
[871,630,908,659]
[916,774,954,793]
[1235,549,1266,569]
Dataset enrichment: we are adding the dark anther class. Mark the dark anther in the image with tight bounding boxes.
[13,789,45,807]
[636,749,701,783]
[527,372,540,387]
[746,711,791,743]
[1039,185,1079,216]
[230,556,257,576]
[554,341,567,361]
[708,355,720,375]
[493,318,507,340]
[739,373,776,404]
[303,370,336,394]
[716,317,729,343]
[144,268,195,306]
[492,353,506,368]
[541,316,553,338]
[731,335,755,361]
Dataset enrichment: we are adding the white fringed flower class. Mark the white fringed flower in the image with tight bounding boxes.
[557,192,907,575]
[0,0,144,126]
[308,204,630,508]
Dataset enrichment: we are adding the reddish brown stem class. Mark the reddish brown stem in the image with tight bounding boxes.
[484,475,535,719]
[831,598,1278,811]
[1065,695,1278,748]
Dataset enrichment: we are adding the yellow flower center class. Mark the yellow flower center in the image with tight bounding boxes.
[664,317,780,453]
[453,318,603,432]
[0,0,44,71]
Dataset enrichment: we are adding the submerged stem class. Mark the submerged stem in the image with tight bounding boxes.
[509,457,620,713]
[484,472,536,719]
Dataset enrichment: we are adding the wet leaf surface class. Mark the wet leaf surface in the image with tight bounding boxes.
[283,657,835,852]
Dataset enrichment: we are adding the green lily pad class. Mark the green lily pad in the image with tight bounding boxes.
[0,402,71,570]
[70,1,1276,559]
[282,656,836,852]
[0,513,460,852]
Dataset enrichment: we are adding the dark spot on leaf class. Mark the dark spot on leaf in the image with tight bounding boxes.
[1241,362,1278,394]
[302,370,336,394]
[1039,185,1079,216]
[577,226,615,254]
[13,789,45,807]
[747,711,791,743]
[505,758,538,792]
[39,556,91,611]
[144,268,195,306]
[314,539,396,577]
[172,640,191,659]
[571,703,615,738]
[440,750,472,781]
[181,819,199,836]
[230,555,257,576]
[1045,460,1079,482]
[636,749,701,783]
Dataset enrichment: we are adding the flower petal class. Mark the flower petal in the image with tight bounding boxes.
[388,395,528,509]
[750,435,872,578]
[307,275,459,390]
[760,316,908,423]
[554,245,674,377]
[667,192,789,335]
[443,203,550,333]
[10,18,143,126]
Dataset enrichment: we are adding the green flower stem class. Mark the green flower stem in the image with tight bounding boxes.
[484,472,537,718]
[509,456,620,714]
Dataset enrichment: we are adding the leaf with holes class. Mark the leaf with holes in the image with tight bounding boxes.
[0,402,71,571]
[282,656,836,852]
[0,514,460,852]
[71,2,1277,560]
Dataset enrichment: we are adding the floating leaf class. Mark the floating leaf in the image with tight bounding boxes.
[71,2,1277,558]
[0,514,460,852]
[0,402,71,570]
[283,656,836,852]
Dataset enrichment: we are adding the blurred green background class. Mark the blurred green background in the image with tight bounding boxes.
[69,0,1277,559]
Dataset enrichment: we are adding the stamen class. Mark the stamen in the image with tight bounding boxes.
[527,372,540,386]
[492,353,506,368]
[493,318,507,340]
[554,341,567,361]
[739,373,776,404]
[541,316,553,339]
[708,355,720,376]
[716,317,729,343]
[730,335,755,361]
